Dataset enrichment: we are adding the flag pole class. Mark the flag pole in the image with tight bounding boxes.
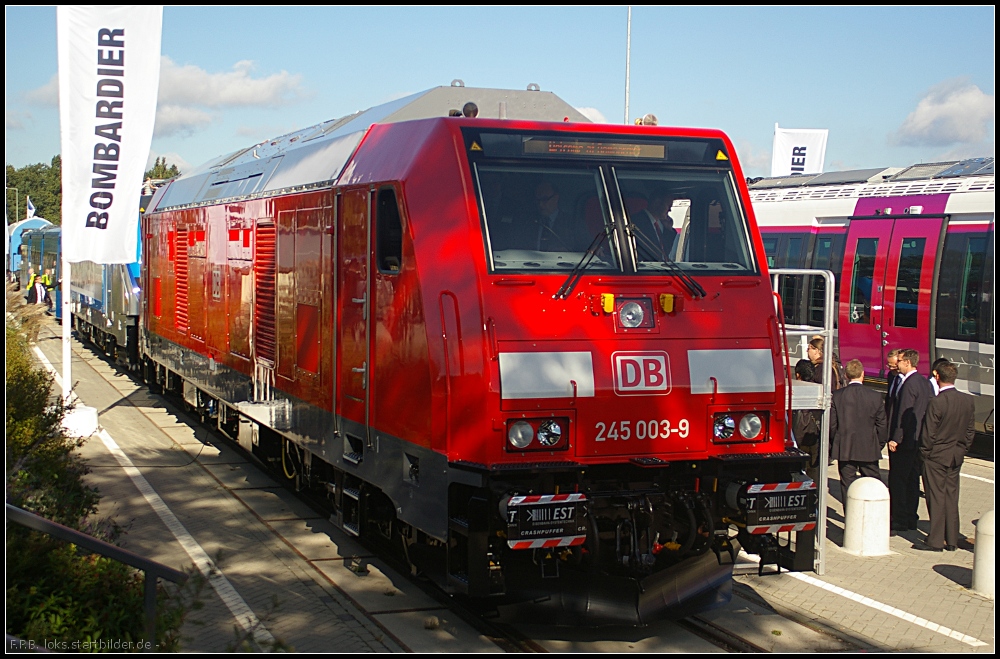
[62,259,72,406]
[624,6,632,124]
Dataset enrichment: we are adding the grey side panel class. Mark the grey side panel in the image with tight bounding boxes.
[146,333,456,541]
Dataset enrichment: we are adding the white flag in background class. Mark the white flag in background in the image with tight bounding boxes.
[58,6,162,263]
[770,124,828,177]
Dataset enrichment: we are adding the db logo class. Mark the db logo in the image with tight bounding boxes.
[612,351,671,395]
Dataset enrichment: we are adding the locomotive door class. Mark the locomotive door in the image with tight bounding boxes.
[337,188,372,443]
[839,216,944,377]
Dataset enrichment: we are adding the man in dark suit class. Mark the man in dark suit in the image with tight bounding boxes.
[829,359,888,499]
[887,348,934,534]
[884,348,901,421]
[914,361,976,552]
[629,189,678,262]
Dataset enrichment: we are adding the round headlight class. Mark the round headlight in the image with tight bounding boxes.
[620,301,645,328]
[739,413,763,440]
[537,420,562,447]
[508,420,534,449]
[713,415,735,440]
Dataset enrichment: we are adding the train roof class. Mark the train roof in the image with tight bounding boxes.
[748,157,994,204]
[150,85,590,213]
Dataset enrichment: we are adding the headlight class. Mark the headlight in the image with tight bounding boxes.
[619,301,645,328]
[537,420,562,447]
[713,415,735,440]
[508,420,534,449]
[739,413,762,440]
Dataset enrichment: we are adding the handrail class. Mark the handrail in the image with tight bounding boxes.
[6,504,187,649]
[768,268,836,577]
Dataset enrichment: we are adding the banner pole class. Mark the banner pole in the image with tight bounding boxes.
[62,259,72,405]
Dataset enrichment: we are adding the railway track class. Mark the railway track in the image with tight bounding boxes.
[41,320,861,653]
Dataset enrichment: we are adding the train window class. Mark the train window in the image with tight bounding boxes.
[474,164,620,272]
[849,238,877,324]
[808,232,845,326]
[615,169,755,274]
[893,237,925,329]
[958,236,987,336]
[376,188,403,274]
[936,231,990,341]
[762,235,779,267]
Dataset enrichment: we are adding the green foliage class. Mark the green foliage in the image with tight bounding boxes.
[5,325,98,526]
[144,157,181,181]
[5,327,194,651]
[5,155,61,225]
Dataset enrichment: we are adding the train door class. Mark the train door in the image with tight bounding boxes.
[337,187,372,451]
[839,215,944,377]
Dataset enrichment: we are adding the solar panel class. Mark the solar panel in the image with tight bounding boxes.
[806,168,889,186]
[934,157,994,178]
[748,174,820,189]
[889,162,956,181]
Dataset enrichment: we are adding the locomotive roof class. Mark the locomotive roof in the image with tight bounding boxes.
[151,86,590,212]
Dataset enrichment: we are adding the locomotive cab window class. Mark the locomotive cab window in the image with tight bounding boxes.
[616,169,755,274]
[467,129,756,276]
[376,187,403,274]
[474,164,620,272]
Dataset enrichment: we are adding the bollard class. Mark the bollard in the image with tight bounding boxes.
[843,477,892,556]
[971,510,994,599]
[62,405,99,437]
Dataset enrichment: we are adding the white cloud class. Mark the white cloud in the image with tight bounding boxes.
[576,107,607,124]
[24,75,58,106]
[893,78,995,147]
[159,57,307,108]
[154,105,214,138]
[6,109,31,130]
[151,57,310,138]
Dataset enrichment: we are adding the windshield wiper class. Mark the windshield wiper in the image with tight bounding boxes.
[629,225,706,298]
[553,225,614,300]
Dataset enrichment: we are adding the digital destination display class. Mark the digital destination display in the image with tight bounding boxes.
[523,138,665,159]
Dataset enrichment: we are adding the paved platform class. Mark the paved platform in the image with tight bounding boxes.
[23,325,996,652]
[737,454,995,653]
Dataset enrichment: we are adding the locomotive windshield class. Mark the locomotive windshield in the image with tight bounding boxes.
[467,130,758,276]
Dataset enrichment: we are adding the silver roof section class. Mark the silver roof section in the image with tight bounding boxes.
[750,158,994,190]
[154,86,590,211]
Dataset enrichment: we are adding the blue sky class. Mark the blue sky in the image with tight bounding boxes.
[5,6,995,177]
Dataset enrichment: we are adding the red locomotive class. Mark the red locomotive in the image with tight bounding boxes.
[140,86,815,624]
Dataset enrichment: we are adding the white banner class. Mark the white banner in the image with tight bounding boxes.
[770,124,828,177]
[58,6,162,263]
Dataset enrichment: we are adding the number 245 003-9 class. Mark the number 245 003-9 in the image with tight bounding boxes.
[594,419,690,441]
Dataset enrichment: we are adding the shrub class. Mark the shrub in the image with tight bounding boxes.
[5,325,192,650]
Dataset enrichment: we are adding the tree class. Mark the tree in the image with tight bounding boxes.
[6,156,62,225]
[144,157,180,181]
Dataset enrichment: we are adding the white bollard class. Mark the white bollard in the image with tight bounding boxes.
[62,405,99,438]
[843,477,892,556]
[971,510,994,599]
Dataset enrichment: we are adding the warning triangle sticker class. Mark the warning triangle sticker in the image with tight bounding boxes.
[715,150,729,161]
[470,142,483,151]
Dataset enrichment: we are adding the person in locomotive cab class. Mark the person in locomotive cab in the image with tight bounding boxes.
[829,359,888,502]
[630,188,678,261]
[887,348,933,535]
[915,361,976,552]
[533,181,581,251]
